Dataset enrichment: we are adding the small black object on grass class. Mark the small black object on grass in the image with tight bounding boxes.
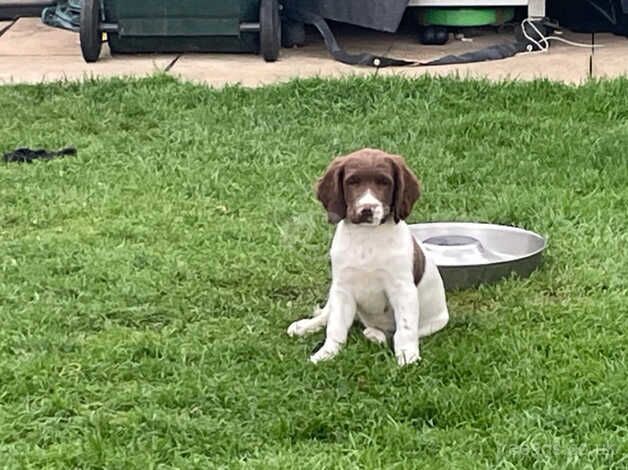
[3,147,77,164]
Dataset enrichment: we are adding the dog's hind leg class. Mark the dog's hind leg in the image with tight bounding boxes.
[287,302,330,337]
[417,260,449,338]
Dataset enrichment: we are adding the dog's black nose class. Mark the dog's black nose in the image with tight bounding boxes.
[357,206,375,223]
[360,207,373,217]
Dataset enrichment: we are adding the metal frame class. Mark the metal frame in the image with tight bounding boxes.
[407,0,545,18]
[527,0,545,17]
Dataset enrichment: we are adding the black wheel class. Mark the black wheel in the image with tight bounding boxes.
[80,0,102,62]
[281,19,305,48]
[260,0,280,62]
[419,26,449,45]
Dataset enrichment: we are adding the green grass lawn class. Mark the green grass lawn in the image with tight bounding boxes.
[1,75,627,468]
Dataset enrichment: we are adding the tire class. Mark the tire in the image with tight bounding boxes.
[282,19,305,48]
[260,0,280,62]
[80,0,102,62]
[419,26,449,45]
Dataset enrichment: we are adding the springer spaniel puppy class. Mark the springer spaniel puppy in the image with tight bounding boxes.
[288,148,449,366]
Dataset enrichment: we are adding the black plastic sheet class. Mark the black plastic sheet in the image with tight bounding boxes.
[285,0,410,33]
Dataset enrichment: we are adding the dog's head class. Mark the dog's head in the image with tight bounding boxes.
[316,148,420,226]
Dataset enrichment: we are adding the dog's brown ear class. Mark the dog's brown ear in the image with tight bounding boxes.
[390,155,421,223]
[316,157,346,224]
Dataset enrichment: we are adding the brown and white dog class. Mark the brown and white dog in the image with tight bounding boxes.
[288,148,449,366]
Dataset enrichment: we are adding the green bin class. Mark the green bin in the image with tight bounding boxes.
[80,0,281,63]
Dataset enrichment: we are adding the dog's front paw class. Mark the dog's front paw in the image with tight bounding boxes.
[287,319,308,337]
[287,318,322,337]
[395,347,421,366]
[310,340,342,363]
[363,327,387,345]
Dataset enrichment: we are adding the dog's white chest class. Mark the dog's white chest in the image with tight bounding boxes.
[343,268,389,310]
[337,264,396,333]
[330,221,414,332]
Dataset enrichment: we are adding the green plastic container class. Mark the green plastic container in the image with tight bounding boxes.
[420,7,515,27]
[77,0,281,62]
[105,0,260,54]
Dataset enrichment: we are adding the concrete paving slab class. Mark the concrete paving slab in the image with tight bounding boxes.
[1,17,624,87]
[0,17,78,56]
[378,32,592,84]
[169,25,395,88]
[0,18,177,83]
[0,20,12,35]
[170,49,374,88]
[0,52,177,84]
[592,33,628,78]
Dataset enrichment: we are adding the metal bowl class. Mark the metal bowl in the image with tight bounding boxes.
[409,222,547,291]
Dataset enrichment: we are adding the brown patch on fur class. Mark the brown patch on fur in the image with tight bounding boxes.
[316,148,421,225]
[413,237,426,285]
[315,156,347,224]
[389,154,421,223]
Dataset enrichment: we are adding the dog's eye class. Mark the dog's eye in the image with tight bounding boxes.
[376,177,391,186]
[346,176,360,186]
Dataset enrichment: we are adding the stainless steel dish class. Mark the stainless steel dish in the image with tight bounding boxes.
[409,222,547,291]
